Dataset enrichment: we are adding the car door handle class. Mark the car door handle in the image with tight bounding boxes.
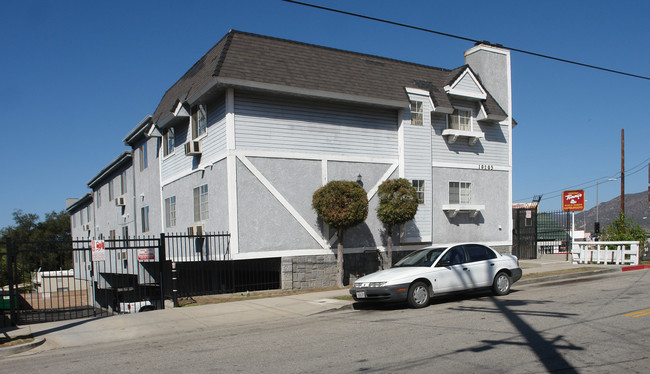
[490,263,495,266]
[463,267,468,271]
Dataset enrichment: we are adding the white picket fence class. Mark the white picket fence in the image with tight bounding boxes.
[571,241,640,266]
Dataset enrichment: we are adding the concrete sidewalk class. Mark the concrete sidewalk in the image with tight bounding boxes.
[0,258,635,357]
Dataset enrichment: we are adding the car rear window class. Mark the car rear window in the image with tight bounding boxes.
[465,244,497,262]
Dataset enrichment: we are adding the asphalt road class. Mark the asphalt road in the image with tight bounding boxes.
[4,270,649,373]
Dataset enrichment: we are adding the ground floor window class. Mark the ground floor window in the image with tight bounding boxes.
[193,184,209,222]
[165,196,176,228]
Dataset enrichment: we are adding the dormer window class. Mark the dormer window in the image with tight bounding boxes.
[191,105,207,139]
[448,109,472,131]
[410,101,423,126]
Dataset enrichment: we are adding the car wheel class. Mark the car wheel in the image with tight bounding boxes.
[407,281,430,308]
[492,272,511,296]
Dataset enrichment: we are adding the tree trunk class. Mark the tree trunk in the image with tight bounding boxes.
[336,229,344,288]
[386,225,393,269]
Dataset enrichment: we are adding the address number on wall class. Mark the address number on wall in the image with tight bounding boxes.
[478,164,494,170]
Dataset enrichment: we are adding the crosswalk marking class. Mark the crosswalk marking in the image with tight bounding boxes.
[623,309,650,318]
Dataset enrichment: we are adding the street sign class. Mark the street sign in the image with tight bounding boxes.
[91,240,106,262]
[562,190,585,211]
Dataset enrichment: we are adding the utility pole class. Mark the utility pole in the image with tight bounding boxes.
[621,129,625,215]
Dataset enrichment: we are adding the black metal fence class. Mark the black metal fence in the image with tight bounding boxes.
[2,232,282,327]
[537,211,571,254]
[512,207,538,259]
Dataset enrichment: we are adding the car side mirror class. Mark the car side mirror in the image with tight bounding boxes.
[437,260,451,267]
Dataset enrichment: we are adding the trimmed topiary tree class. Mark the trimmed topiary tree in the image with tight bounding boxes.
[377,178,419,268]
[312,181,368,288]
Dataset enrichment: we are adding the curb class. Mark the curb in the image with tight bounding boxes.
[516,268,621,286]
[0,337,45,358]
[622,265,650,272]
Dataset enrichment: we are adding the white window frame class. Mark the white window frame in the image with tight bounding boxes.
[193,184,209,222]
[449,181,472,205]
[191,105,207,140]
[96,188,101,208]
[165,196,176,228]
[448,107,473,132]
[120,171,127,195]
[108,180,114,201]
[410,101,423,126]
[163,128,175,157]
[140,142,148,171]
[141,206,150,233]
[412,180,425,204]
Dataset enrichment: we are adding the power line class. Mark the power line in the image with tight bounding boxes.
[282,0,650,81]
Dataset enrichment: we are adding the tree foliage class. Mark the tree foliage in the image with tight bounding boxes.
[312,181,368,287]
[602,212,646,245]
[376,179,419,268]
[1,210,71,286]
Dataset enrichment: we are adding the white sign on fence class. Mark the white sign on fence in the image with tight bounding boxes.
[137,248,155,261]
[91,240,106,262]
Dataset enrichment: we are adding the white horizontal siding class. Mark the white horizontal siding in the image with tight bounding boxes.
[161,123,192,182]
[403,96,432,241]
[235,92,398,158]
[201,101,227,163]
[431,101,509,167]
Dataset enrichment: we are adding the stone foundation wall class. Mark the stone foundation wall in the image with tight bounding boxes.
[281,254,338,290]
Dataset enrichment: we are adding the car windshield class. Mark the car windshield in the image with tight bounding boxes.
[394,248,445,267]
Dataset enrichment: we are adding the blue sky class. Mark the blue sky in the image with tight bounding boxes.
[1,0,648,228]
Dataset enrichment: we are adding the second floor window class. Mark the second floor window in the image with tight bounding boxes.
[96,189,101,208]
[120,171,127,195]
[410,101,423,126]
[191,105,207,139]
[140,142,148,171]
[163,128,175,157]
[448,108,472,131]
[449,181,471,204]
[109,180,114,201]
[193,184,209,222]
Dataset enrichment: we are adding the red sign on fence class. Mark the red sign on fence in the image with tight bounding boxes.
[562,190,585,212]
[91,240,106,262]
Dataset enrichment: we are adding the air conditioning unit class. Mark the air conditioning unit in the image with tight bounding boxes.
[185,140,201,156]
[82,224,91,231]
[115,196,126,206]
[188,224,204,236]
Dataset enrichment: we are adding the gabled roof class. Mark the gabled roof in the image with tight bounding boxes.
[152,30,507,127]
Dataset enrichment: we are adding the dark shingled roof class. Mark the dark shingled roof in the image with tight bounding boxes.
[152,30,506,125]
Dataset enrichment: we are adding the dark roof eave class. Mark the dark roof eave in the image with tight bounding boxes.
[66,193,93,213]
[87,151,133,189]
[123,115,153,146]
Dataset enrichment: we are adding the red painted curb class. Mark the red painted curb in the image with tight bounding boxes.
[622,265,650,272]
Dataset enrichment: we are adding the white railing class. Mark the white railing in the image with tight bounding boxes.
[571,241,639,266]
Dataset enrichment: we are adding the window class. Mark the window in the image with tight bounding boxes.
[72,214,76,228]
[448,108,472,131]
[139,142,148,171]
[86,206,91,223]
[191,105,207,139]
[439,246,467,265]
[120,171,127,195]
[449,182,471,204]
[109,180,114,201]
[465,244,497,262]
[122,226,129,247]
[193,184,209,222]
[163,128,175,156]
[96,188,101,208]
[412,180,425,204]
[141,206,150,233]
[410,101,423,126]
[165,196,176,228]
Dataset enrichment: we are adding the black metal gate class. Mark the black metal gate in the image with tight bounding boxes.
[2,232,284,327]
[512,207,538,259]
[537,210,571,254]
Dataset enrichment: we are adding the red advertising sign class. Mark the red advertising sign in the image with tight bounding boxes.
[137,248,155,261]
[91,240,106,262]
[562,190,585,212]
